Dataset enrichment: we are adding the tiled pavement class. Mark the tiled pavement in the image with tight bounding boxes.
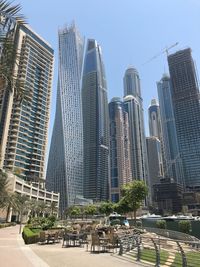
[0,225,149,267]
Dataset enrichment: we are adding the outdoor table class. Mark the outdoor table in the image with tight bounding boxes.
[63,233,84,247]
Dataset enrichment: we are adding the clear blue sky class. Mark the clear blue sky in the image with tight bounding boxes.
[19,0,200,141]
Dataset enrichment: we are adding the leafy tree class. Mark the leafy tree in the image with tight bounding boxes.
[83,204,97,217]
[0,0,27,99]
[0,169,8,207]
[179,220,192,234]
[99,201,114,216]
[66,206,81,218]
[156,220,166,229]
[121,180,148,224]
[13,194,29,233]
[48,201,58,216]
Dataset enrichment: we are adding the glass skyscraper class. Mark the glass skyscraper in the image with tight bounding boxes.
[157,74,183,184]
[82,39,109,202]
[123,67,148,182]
[109,97,132,202]
[168,48,200,189]
[46,24,84,213]
[0,24,54,180]
[148,99,162,140]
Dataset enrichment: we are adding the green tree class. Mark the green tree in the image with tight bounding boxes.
[13,194,29,233]
[99,201,114,216]
[179,220,192,234]
[83,204,97,218]
[48,201,58,216]
[0,0,26,99]
[66,206,81,219]
[0,169,8,207]
[156,220,167,229]
[121,180,148,224]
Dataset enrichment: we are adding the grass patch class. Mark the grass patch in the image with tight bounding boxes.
[172,252,200,267]
[133,248,168,265]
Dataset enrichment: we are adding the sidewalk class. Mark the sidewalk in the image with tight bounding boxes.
[0,225,148,267]
[0,225,48,267]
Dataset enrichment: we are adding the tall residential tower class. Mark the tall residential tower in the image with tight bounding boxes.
[46,24,84,213]
[168,48,200,189]
[0,24,54,180]
[123,67,148,182]
[109,97,132,202]
[157,74,183,184]
[82,39,109,202]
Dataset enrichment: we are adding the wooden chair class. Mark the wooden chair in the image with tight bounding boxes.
[38,231,46,245]
[91,233,100,252]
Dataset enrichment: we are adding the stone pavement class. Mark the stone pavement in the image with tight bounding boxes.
[0,225,148,267]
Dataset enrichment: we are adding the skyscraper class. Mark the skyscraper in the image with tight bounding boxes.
[148,99,162,140]
[109,97,132,202]
[82,39,109,202]
[46,24,84,213]
[146,136,163,203]
[0,24,54,180]
[168,48,200,189]
[123,67,148,182]
[157,74,183,184]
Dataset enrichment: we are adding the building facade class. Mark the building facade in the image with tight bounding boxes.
[123,67,148,182]
[168,48,200,189]
[0,24,54,180]
[146,136,163,203]
[148,99,162,140]
[109,97,132,202]
[82,39,109,202]
[157,74,183,184]
[46,24,84,214]
[153,177,183,215]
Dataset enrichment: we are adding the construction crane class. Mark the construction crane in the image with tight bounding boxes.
[142,42,179,66]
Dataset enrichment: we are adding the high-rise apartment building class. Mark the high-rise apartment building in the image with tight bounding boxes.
[168,48,200,189]
[123,67,148,182]
[82,39,109,202]
[146,136,163,203]
[46,24,84,213]
[109,97,132,202]
[0,24,54,180]
[157,74,183,184]
[148,99,162,140]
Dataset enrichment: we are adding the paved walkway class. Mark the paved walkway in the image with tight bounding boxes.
[0,225,148,267]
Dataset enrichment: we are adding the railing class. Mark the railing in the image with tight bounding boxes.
[144,227,200,242]
[115,232,200,267]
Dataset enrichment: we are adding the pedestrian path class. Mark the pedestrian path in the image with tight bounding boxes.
[0,225,149,267]
[0,225,48,267]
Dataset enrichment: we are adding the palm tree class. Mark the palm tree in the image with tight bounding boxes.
[0,0,26,99]
[37,201,47,217]
[0,169,8,207]
[13,194,29,233]
[48,201,58,216]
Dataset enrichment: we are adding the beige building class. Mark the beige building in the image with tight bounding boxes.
[109,97,132,202]
[0,172,59,222]
[0,24,54,180]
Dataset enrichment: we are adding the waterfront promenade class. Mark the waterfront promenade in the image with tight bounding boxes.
[0,226,147,267]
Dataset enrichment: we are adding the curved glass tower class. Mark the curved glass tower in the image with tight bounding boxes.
[157,74,183,184]
[123,67,148,182]
[82,39,109,201]
[46,24,84,214]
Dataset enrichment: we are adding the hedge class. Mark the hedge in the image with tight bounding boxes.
[22,227,40,244]
[0,222,16,229]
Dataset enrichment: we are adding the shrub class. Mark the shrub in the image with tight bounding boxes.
[22,227,40,244]
[179,220,191,234]
[0,222,16,229]
[136,220,142,228]
[156,220,167,229]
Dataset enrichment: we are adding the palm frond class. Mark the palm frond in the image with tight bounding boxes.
[0,0,27,24]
